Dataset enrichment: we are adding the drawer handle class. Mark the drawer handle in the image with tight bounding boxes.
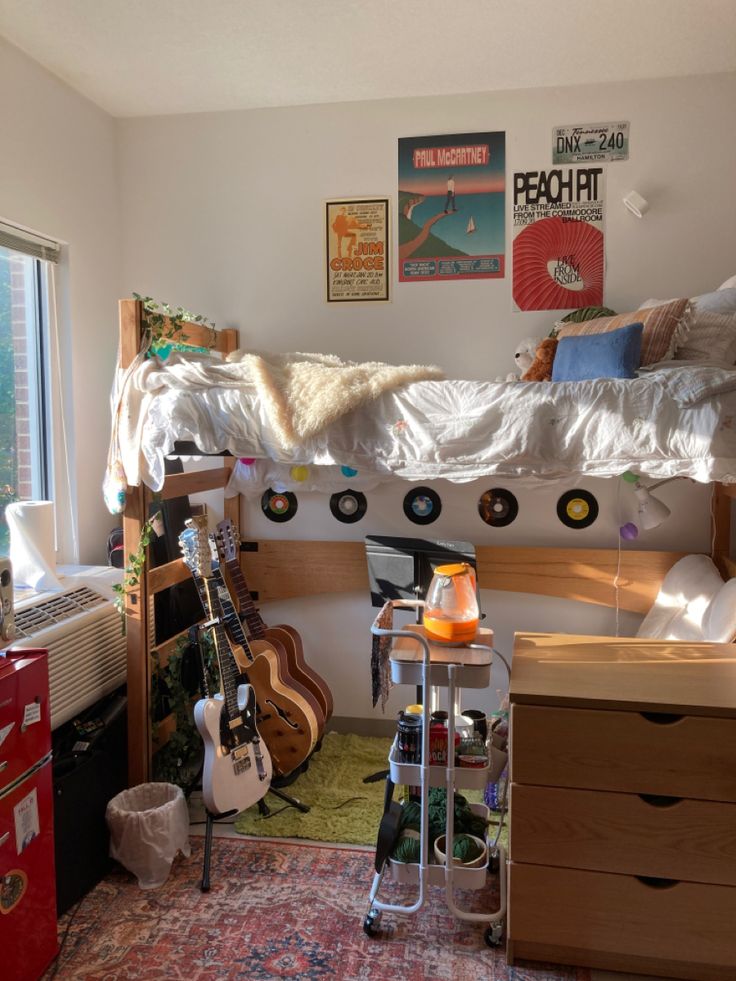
[635,875,680,889]
[638,793,683,808]
[639,712,684,725]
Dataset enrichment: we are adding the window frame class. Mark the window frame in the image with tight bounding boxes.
[0,247,59,560]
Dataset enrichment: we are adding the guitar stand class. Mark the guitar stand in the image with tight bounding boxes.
[201,806,238,892]
[257,785,310,817]
[199,787,308,890]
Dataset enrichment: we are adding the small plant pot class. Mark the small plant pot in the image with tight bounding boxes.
[433,833,488,869]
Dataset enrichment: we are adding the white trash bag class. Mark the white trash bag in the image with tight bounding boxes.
[106,782,191,889]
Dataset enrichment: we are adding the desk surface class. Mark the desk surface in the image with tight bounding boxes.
[510,632,736,718]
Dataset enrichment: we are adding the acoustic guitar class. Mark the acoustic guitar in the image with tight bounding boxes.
[216,517,334,723]
[179,520,272,815]
[186,517,319,777]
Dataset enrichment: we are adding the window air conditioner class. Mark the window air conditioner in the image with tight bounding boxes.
[10,584,127,730]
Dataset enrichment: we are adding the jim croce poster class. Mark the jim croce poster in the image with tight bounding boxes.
[325,198,390,303]
[398,131,505,283]
[512,166,605,311]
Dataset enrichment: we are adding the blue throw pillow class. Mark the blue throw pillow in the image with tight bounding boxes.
[551,322,643,382]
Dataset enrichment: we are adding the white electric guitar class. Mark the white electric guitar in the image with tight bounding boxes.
[179,519,272,815]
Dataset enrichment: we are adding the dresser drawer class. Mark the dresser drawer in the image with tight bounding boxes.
[511,703,736,801]
[508,862,736,980]
[510,784,736,885]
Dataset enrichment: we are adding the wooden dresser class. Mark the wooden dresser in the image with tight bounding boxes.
[507,632,736,981]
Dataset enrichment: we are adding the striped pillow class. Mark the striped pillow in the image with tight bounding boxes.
[675,310,736,363]
[556,298,688,366]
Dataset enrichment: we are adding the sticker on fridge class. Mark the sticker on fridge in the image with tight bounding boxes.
[398,131,505,282]
[22,702,41,728]
[553,121,629,164]
[326,198,389,303]
[14,787,40,855]
[512,167,605,311]
[0,869,28,914]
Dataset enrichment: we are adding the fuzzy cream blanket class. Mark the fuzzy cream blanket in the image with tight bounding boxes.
[225,349,444,449]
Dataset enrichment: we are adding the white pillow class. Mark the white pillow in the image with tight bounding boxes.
[690,288,736,318]
[637,554,736,644]
[719,275,736,290]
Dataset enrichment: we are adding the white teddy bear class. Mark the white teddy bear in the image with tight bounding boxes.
[494,337,543,382]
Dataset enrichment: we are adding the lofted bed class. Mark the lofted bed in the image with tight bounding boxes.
[116,298,736,786]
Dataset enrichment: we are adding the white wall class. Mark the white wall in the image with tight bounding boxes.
[118,70,736,721]
[118,72,736,377]
[0,38,121,564]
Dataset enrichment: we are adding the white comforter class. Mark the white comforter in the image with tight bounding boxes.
[126,357,736,495]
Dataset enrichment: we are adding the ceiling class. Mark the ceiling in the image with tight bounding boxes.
[1,0,735,118]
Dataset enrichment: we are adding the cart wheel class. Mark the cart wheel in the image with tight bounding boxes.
[363,908,382,938]
[488,848,500,874]
[484,923,504,948]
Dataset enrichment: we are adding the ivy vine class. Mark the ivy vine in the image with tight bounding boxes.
[151,630,220,791]
[112,511,161,627]
[133,292,216,347]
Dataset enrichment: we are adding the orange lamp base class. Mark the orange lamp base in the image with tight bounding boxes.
[422,616,479,645]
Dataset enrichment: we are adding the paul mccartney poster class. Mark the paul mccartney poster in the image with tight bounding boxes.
[398,131,506,282]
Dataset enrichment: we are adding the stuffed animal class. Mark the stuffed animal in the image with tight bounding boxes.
[513,336,543,375]
[521,337,559,382]
[493,337,543,382]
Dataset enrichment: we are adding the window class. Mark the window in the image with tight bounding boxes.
[0,228,58,558]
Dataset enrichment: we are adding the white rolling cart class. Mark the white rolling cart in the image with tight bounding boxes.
[364,601,509,948]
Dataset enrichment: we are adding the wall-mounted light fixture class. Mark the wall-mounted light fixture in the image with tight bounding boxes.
[620,471,678,539]
[622,191,649,218]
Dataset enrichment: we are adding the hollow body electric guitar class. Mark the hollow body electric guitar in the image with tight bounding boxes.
[216,518,334,726]
[179,521,272,816]
[187,517,320,776]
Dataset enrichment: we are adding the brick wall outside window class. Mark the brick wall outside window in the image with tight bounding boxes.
[10,255,32,500]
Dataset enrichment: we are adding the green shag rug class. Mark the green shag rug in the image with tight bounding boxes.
[233,732,507,848]
[234,732,393,844]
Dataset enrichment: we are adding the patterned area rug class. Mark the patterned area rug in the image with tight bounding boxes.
[47,837,589,981]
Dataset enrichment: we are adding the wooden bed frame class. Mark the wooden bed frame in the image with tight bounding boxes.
[119,299,736,786]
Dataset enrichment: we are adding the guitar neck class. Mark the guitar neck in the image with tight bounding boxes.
[192,572,242,722]
[211,567,257,661]
[224,556,267,640]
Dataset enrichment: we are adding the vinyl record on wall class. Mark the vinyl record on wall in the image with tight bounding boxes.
[403,487,442,525]
[478,487,519,527]
[261,488,298,523]
[557,489,599,529]
[330,489,367,524]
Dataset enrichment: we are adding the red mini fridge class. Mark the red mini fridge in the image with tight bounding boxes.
[0,649,59,981]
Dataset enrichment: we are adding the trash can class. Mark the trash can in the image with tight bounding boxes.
[106,782,191,889]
